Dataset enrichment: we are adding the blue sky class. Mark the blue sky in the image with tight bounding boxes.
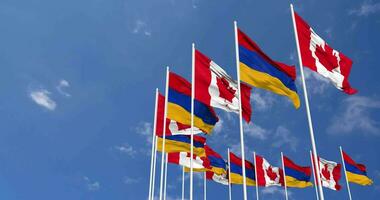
[0,0,380,199]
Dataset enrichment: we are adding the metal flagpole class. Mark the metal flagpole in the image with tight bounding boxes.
[148,89,159,200]
[233,20,248,200]
[281,152,288,200]
[228,148,232,200]
[159,67,170,200]
[204,172,207,200]
[310,151,319,200]
[190,43,195,200]
[290,4,325,200]
[340,146,353,200]
[253,152,259,200]
[151,135,158,200]
[163,153,168,200]
[182,166,185,200]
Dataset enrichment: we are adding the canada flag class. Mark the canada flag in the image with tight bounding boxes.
[294,11,357,95]
[255,154,284,187]
[318,157,342,190]
[195,49,252,122]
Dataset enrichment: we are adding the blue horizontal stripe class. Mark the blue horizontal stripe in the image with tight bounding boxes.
[168,88,218,125]
[209,155,226,169]
[164,135,204,148]
[345,162,367,176]
[285,167,311,182]
[239,46,297,92]
[230,162,255,180]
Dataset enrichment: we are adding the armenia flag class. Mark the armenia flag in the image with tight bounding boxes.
[342,150,373,186]
[156,135,206,156]
[237,28,300,108]
[283,155,313,188]
[167,72,219,134]
[229,152,256,186]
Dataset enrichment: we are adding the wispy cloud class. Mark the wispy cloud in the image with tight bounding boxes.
[113,143,137,157]
[213,118,224,134]
[349,1,380,16]
[132,20,151,36]
[251,91,276,111]
[29,89,57,111]
[135,122,153,143]
[272,126,298,152]
[56,79,71,97]
[328,96,380,135]
[244,123,269,140]
[124,176,141,184]
[261,187,292,198]
[302,69,330,95]
[83,176,100,191]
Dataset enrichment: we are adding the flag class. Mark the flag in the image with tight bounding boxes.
[184,145,227,175]
[156,135,206,156]
[294,12,357,94]
[195,49,252,122]
[167,72,219,134]
[283,155,313,188]
[342,150,373,186]
[206,171,229,185]
[237,28,300,109]
[156,93,202,136]
[167,152,206,169]
[204,145,227,175]
[318,157,342,190]
[255,154,284,187]
[229,152,256,186]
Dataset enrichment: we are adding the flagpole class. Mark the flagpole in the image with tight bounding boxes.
[340,146,353,200]
[190,43,195,200]
[182,166,185,200]
[310,151,319,200]
[148,89,159,200]
[280,152,288,200]
[228,148,232,200]
[163,153,168,200]
[290,4,325,200]
[151,135,158,200]
[233,20,248,200]
[204,171,207,200]
[159,67,170,200]
[253,152,259,200]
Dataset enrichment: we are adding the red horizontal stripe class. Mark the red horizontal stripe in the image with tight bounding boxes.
[283,155,311,176]
[229,152,254,170]
[342,151,367,172]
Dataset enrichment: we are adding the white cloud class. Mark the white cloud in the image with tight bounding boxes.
[132,20,151,36]
[83,176,100,191]
[349,1,380,16]
[114,143,137,157]
[251,91,276,111]
[328,96,380,135]
[136,122,153,143]
[124,176,140,184]
[302,68,330,95]
[244,123,269,140]
[261,187,292,198]
[272,126,298,152]
[29,89,57,111]
[213,119,223,134]
[56,79,71,97]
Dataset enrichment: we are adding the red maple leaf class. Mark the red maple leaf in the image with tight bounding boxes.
[266,166,278,181]
[321,164,331,180]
